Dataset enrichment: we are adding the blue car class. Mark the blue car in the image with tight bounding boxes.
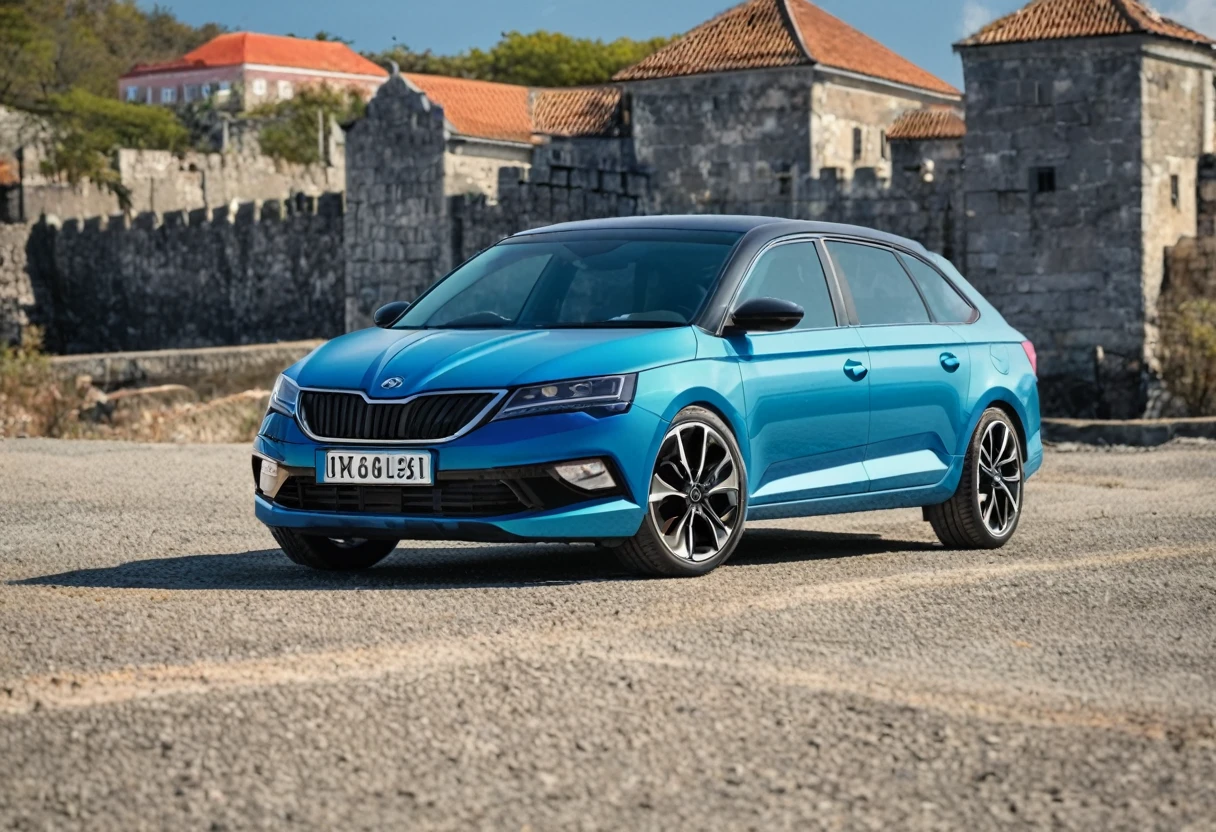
[253,216,1041,576]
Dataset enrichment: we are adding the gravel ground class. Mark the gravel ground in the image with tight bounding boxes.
[1,439,1214,830]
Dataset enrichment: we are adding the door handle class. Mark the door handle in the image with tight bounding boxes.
[843,358,868,381]
[940,352,961,373]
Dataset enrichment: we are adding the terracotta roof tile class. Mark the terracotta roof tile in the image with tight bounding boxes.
[957,0,1213,47]
[404,74,535,144]
[125,32,388,78]
[531,87,624,137]
[788,0,961,95]
[886,109,967,140]
[615,0,959,96]
[614,0,806,81]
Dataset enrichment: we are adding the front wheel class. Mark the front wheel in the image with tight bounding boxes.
[270,527,398,571]
[926,408,1024,549]
[614,407,747,577]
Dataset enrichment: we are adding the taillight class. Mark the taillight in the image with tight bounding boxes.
[1021,341,1037,376]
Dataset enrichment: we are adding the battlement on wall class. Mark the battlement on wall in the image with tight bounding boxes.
[51,192,345,237]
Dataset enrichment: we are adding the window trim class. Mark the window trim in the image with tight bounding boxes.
[820,237,934,329]
[717,235,847,336]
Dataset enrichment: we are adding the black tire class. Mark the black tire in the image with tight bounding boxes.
[270,527,398,571]
[926,407,1024,549]
[615,406,748,577]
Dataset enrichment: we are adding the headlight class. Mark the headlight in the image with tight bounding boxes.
[269,374,301,417]
[494,374,635,420]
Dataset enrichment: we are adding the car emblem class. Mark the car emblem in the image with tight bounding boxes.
[380,377,404,389]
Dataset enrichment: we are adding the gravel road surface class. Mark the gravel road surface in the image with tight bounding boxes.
[1,439,1214,830]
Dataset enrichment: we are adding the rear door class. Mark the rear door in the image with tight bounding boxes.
[823,240,973,492]
[724,238,871,504]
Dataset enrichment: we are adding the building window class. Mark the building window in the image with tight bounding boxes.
[853,127,863,163]
[125,86,140,102]
[277,80,293,100]
[880,130,889,161]
[252,78,267,96]
[160,87,177,104]
[1170,174,1180,209]
[183,85,199,102]
[1032,166,1056,194]
[201,83,212,98]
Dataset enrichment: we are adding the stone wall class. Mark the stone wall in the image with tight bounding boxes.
[0,223,33,345]
[7,117,344,223]
[958,38,1149,419]
[32,194,345,354]
[809,73,952,180]
[1200,154,1216,239]
[626,67,814,213]
[343,73,449,331]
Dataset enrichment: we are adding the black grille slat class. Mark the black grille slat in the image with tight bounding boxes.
[273,476,527,518]
[299,391,495,442]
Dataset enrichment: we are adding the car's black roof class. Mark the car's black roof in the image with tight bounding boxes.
[512,214,928,254]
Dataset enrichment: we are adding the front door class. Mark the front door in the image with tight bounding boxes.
[824,240,972,491]
[724,240,871,505]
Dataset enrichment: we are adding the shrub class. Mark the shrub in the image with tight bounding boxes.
[1158,297,1216,416]
[250,84,365,166]
[0,327,87,438]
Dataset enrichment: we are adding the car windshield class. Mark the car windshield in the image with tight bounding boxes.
[394,229,742,329]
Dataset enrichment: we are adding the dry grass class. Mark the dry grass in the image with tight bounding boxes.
[2,329,269,443]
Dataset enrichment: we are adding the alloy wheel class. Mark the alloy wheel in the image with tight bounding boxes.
[648,421,741,562]
[977,419,1022,537]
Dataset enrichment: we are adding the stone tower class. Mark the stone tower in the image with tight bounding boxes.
[956,0,1215,418]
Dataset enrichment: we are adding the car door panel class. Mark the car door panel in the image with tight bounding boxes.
[730,327,871,503]
[721,238,871,505]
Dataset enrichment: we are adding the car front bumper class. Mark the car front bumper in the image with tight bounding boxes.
[252,404,666,543]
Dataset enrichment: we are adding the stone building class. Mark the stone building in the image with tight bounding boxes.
[612,0,963,211]
[955,0,1216,417]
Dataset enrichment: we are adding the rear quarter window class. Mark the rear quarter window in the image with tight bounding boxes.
[899,255,977,324]
[825,241,930,326]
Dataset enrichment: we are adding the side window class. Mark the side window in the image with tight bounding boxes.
[826,241,930,325]
[899,254,976,323]
[734,241,837,330]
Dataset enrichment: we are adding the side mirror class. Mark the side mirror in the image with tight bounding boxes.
[373,301,410,328]
[727,297,804,333]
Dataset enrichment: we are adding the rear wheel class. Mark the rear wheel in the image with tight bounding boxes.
[926,408,1024,549]
[270,527,398,571]
[614,407,747,577]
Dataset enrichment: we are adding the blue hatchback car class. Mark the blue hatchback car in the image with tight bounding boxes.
[253,216,1041,576]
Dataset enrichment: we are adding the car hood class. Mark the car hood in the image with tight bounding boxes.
[289,326,699,396]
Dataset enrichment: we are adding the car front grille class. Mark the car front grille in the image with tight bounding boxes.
[271,477,528,518]
[298,390,498,442]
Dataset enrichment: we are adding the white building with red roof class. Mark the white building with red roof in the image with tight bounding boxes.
[118,32,388,108]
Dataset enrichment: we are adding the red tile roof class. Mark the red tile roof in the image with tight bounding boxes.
[404,74,535,144]
[531,87,624,137]
[614,0,959,96]
[957,0,1214,47]
[886,109,966,140]
[124,32,388,78]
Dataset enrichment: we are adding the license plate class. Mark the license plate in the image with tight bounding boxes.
[319,451,433,485]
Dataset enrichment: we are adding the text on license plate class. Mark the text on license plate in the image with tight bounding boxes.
[320,451,433,485]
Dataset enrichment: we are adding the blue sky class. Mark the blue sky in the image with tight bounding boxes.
[145,0,1216,88]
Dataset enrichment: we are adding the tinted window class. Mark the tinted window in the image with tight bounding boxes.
[396,230,741,329]
[900,255,975,323]
[735,242,836,330]
[827,242,930,325]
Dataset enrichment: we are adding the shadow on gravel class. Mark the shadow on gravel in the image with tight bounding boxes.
[14,530,933,591]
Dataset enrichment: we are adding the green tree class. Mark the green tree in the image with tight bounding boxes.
[251,85,366,165]
[367,30,672,87]
[0,0,224,108]
[39,88,189,207]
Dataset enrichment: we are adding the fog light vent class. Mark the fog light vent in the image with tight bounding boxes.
[552,459,616,491]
